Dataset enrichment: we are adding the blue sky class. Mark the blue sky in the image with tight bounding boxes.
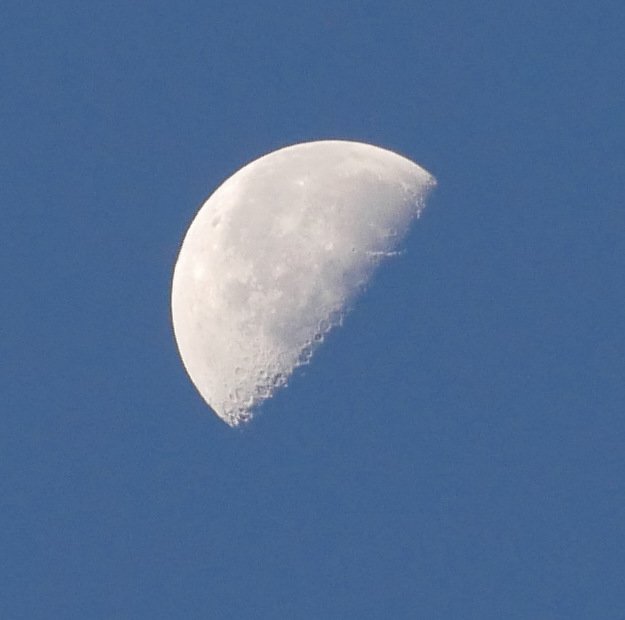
[2,2,624,618]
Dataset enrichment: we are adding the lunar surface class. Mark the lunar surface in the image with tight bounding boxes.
[171,140,436,426]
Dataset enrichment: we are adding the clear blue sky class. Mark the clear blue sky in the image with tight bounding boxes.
[2,2,624,618]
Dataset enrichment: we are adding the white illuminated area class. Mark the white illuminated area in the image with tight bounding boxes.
[172,140,436,426]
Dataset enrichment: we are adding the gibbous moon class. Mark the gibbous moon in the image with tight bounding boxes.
[172,140,435,426]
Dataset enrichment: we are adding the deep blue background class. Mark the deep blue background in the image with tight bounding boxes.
[2,2,624,618]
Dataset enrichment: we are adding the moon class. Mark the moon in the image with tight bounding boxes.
[172,140,436,426]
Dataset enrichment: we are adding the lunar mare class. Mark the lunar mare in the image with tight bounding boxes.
[171,141,435,426]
